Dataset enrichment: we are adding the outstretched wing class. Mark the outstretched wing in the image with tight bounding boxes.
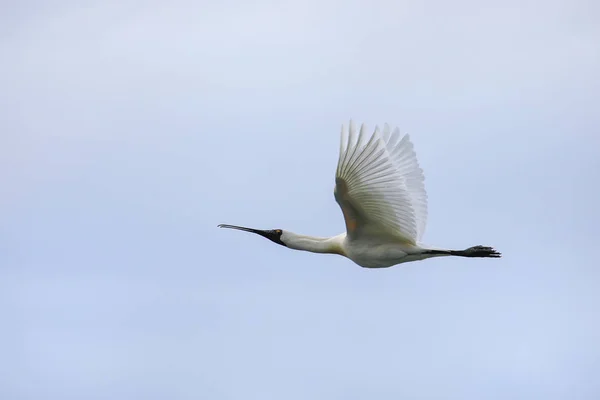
[334,120,428,244]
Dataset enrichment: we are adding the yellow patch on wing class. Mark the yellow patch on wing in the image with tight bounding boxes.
[335,177,359,236]
[343,208,358,234]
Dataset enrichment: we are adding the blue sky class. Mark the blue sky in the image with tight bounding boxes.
[2,1,599,399]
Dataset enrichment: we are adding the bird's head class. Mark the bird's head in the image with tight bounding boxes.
[217,224,287,247]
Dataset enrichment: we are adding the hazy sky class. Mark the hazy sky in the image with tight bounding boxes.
[2,1,600,399]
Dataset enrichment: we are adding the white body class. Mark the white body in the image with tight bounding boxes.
[281,232,443,268]
[343,237,438,268]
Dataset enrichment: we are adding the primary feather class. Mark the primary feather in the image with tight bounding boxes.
[334,120,428,244]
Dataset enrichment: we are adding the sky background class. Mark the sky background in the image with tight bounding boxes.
[2,0,600,399]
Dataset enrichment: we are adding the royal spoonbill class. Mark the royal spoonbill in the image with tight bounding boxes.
[219,121,501,268]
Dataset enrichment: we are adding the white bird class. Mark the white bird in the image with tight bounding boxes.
[219,121,501,268]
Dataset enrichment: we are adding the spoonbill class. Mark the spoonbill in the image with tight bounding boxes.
[219,121,500,268]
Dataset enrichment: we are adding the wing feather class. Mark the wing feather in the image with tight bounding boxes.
[334,121,428,244]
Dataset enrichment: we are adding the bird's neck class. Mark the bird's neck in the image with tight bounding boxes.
[283,233,346,255]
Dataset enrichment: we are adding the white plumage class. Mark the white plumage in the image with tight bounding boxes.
[219,120,500,268]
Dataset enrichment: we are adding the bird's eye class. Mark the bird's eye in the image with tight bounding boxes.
[275,229,282,235]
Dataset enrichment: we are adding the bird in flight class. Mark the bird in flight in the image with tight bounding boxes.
[219,121,501,268]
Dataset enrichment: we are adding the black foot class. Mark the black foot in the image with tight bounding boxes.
[460,245,501,258]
